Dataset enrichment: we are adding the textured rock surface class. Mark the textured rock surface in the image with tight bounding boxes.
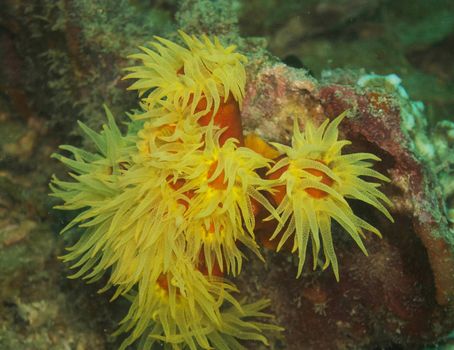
[237,60,454,349]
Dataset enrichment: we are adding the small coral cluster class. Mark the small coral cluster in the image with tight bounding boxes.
[51,31,392,349]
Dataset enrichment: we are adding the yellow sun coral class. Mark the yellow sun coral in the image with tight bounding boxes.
[51,109,188,296]
[116,257,279,350]
[51,108,281,349]
[133,102,206,169]
[51,29,281,348]
[127,102,279,277]
[50,106,134,223]
[182,125,279,275]
[52,29,395,350]
[124,30,247,115]
[267,112,393,280]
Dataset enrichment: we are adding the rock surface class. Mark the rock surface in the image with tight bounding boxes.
[237,61,454,349]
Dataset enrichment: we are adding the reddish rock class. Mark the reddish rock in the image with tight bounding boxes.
[239,62,454,349]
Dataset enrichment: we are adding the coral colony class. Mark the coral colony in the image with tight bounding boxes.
[50,31,393,349]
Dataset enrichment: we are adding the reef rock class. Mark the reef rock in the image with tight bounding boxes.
[239,62,454,349]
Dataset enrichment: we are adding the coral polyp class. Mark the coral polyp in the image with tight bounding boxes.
[116,257,276,350]
[124,30,247,116]
[183,128,279,275]
[267,112,393,280]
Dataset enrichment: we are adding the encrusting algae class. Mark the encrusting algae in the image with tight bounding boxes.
[50,31,393,349]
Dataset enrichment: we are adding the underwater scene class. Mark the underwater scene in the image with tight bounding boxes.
[0,1,453,349]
